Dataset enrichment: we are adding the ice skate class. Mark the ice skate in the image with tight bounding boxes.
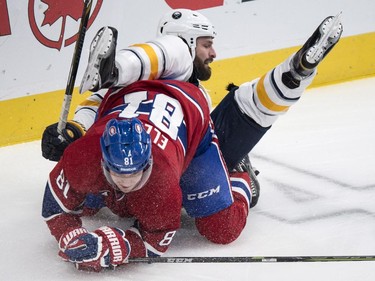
[291,13,343,78]
[79,26,118,93]
[233,154,260,208]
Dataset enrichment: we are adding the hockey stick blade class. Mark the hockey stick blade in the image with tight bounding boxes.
[128,255,375,264]
[57,0,93,134]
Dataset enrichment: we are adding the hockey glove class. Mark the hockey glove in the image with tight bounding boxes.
[58,226,130,272]
[41,120,85,162]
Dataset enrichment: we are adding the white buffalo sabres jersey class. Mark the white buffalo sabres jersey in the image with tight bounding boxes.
[74,35,195,130]
[74,35,315,131]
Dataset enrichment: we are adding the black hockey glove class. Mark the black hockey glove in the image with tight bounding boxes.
[41,121,85,161]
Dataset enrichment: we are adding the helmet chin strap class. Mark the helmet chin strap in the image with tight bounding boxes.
[133,161,153,192]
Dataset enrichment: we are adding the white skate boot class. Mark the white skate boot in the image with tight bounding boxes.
[79,26,118,93]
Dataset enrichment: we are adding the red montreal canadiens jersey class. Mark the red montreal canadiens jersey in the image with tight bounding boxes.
[45,80,211,257]
[96,80,211,173]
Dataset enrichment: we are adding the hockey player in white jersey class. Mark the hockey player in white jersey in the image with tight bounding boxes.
[41,9,343,208]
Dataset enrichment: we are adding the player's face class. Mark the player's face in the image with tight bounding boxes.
[109,170,143,193]
[194,36,216,81]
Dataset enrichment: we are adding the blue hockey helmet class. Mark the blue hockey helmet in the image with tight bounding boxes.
[100,118,152,174]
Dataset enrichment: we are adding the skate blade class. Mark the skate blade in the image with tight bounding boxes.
[306,12,343,64]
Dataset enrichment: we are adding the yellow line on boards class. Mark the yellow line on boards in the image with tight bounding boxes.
[1,32,374,147]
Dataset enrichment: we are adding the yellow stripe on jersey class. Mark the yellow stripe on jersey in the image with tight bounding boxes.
[132,43,159,80]
[256,75,290,113]
[77,99,101,107]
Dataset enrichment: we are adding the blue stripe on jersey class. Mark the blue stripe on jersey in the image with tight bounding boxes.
[165,82,199,103]
[103,102,155,117]
[165,82,205,123]
[177,121,188,155]
[137,102,153,115]
[101,104,132,118]
[231,177,252,210]
[41,182,65,219]
[147,250,161,257]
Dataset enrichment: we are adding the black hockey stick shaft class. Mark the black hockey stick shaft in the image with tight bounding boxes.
[57,0,93,134]
[128,255,375,264]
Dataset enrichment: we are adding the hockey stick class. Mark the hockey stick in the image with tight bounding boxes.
[128,255,375,264]
[57,0,93,134]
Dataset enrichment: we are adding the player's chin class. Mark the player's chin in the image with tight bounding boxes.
[202,68,212,81]
[117,185,137,193]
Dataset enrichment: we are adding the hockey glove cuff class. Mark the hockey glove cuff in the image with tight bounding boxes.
[41,120,86,162]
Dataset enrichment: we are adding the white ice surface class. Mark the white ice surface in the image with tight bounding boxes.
[1,78,375,281]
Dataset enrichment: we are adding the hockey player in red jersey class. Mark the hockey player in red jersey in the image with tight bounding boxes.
[41,9,343,209]
[42,80,253,271]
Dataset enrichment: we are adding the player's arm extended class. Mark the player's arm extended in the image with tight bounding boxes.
[42,161,130,272]
[41,160,86,240]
